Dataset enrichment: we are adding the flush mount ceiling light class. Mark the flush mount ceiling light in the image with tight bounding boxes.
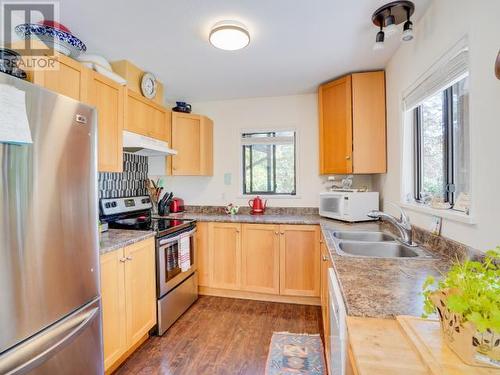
[209,20,250,51]
[372,1,415,49]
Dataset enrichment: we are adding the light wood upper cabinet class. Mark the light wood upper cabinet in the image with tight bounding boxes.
[88,72,124,173]
[241,224,280,294]
[125,89,170,142]
[100,250,127,371]
[319,75,353,174]
[209,222,241,290]
[99,237,156,373]
[318,71,386,174]
[170,112,213,176]
[196,222,210,287]
[280,225,321,297]
[351,71,387,174]
[29,54,89,103]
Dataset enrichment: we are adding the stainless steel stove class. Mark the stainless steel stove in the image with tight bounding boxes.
[100,196,198,335]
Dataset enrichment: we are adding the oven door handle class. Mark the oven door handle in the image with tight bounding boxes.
[180,228,196,238]
[159,234,181,246]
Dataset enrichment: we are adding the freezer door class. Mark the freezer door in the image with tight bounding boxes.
[0,74,100,353]
[0,298,103,375]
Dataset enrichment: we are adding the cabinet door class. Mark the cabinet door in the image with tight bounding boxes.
[196,222,210,287]
[171,113,202,175]
[149,107,169,142]
[352,71,387,173]
[279,225,320,297]
[89,72,124,172]
[100,250,127,371]
[125,91,151,136]
[31,55,89,102]
[318,75,353,174]
[124,238,156,347]
[320,239,333,371]
[209,222,241,290]
[200,116,214,175]
[241,224,280,294]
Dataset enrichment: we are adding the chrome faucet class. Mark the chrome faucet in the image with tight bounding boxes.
[367,204,417,247]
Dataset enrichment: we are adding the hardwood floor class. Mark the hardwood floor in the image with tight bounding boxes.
[115,295,322,375]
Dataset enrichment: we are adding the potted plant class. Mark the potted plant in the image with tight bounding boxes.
[422,247,500,368]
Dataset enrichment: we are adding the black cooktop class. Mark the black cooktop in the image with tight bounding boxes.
[107,213,195,237]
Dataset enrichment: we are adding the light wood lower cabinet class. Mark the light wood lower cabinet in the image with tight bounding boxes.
[124,240,157,346]
[196,222,210,287]
[100,249,127,370]
[199,222,320,301]
[280,225,321,297]
[320,237,333,372]
[241,224,280,294]
[100,237,156,372]
[209,222,241,290]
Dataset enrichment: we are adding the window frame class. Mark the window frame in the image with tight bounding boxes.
[241,130,297,196]
[413,84,459,206]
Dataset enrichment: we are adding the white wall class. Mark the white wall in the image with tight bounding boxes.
[373,0,500,251]
[150,94,372,207]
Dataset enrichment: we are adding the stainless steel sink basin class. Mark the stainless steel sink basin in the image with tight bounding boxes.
[332,231,394,242]
[336,241,427,258]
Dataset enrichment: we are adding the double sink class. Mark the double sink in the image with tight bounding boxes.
[331,230,433,259]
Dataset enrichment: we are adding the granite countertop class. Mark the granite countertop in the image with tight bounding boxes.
[167,212,322,225]
[102,211,453,318]
[99,229,155,254]
[319,220,451,318]
[169,211,452,318]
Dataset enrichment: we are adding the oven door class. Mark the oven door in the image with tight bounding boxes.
[157,228,196,298]
[319,193,346,220]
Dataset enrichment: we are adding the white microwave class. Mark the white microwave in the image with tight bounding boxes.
[319,191,379,222]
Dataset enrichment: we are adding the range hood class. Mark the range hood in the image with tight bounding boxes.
[123,130,177,156]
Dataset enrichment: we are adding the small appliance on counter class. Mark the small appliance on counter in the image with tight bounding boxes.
[248,196,267,215]
[169,197,185,213]
[319,191,379,222]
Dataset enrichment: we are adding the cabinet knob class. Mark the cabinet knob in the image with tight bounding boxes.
[346,155,351,160]
[275,231,279,235]
[119,257,127,263]
[322,255,329,261]
[280,232,285,235]
[236,230,240,233]
[126,256,133,261]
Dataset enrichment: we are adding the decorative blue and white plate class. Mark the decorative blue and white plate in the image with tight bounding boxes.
[15,23,87,58]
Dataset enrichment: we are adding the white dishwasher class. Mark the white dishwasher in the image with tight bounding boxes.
[328,269,348,375]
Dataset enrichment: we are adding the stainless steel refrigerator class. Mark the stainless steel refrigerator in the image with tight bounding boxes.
[0,73,103,374]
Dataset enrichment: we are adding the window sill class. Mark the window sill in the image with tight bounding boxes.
[400,202,477,225]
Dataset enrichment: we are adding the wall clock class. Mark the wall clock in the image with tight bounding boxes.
[141,72,157,99]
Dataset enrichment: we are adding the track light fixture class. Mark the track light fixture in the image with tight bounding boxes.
[371,1,415,49]
[402,7,414,41]
[373,26,385,51]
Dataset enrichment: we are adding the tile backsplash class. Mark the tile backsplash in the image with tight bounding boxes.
[98,153,148,199]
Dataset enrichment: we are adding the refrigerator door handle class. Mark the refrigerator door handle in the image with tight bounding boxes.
[0,306,99,375]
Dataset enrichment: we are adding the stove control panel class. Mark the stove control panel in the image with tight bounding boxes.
[100,196,152,216]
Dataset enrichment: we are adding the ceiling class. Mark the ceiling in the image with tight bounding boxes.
[59,0,431,102]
